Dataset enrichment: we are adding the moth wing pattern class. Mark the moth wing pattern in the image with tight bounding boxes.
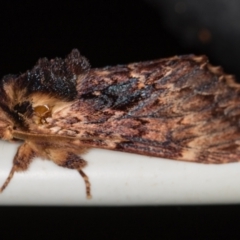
[0,49,240,198]
[41,53,240,163]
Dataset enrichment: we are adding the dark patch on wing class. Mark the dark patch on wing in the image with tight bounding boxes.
[80,78,155,111]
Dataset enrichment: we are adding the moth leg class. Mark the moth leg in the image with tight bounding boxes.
[64,153,91,199]
[0,142,35,192]
[47,149,91,199]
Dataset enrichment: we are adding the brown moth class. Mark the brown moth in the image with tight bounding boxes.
[0,49,240,199]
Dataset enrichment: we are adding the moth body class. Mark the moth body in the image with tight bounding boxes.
[0,50,240,198]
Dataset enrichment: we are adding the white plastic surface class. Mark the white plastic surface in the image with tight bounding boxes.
[1,139,240,205]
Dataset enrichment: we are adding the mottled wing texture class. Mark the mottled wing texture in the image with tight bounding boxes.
[1,50,240,164]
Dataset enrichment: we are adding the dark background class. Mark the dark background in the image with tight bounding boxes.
[1,0,240,238]
[1,0,240,80]
[1,206,240,239]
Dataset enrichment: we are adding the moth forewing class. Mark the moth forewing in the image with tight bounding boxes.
[0,49,240,199]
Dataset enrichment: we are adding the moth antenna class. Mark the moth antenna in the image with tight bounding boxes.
[78,169,92,199]
[0,166,16,193]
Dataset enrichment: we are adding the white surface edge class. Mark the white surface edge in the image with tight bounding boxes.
[0,140,240,205]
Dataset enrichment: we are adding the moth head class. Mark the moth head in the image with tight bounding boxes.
[0,49,90,133]
[0,107,14,140]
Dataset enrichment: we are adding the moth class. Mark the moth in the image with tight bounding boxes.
[0,49,240,199]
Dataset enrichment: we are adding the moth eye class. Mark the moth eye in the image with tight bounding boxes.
[34,105,50,115]
[33,105,52,124]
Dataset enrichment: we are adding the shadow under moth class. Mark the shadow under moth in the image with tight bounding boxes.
[0,49,240,199]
